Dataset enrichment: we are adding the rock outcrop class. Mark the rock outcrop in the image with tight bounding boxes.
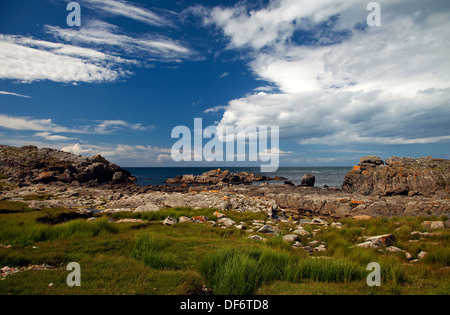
[342,156,450,197]
[0,145,135,186]
[300,174,315,187]
[164,168,286,186]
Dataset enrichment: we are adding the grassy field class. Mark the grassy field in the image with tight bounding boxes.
[0,200,449,295]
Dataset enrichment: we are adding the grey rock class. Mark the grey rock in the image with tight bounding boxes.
[217,217,236,227]
[257,225,280,235]
[418,251,427,259]
[178,216,193,223]
[314,244,327,252]
[163,216,177,226]
[386,246,412,260]
[365,234,397,247]
[248,235,267,242]
[422,221,445,230]
[135,203,160,212]
[300,174,315,187]
[293,228,311,237]
[282,234,301,243]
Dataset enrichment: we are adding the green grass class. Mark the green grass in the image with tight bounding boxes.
[0,204,449,295]
[0,200,31,213]
[199,247,366,295]
[113,207,218,222]
[0,218,118,246]
[112,207,267,225]
[132,234,180,270]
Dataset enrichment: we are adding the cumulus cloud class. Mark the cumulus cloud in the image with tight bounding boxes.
[199,0,450,146]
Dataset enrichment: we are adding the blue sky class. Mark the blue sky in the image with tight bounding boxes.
[0,0,449,167]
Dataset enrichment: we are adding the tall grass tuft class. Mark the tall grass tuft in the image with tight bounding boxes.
[297,258,364,283]
[200,247,366,295]
[200,248,263,295]
[0,218,118,246]
[132,234,180,270]
[422,246,450,266]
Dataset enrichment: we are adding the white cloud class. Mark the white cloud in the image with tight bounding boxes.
[92,120,153,134]
[201,0,450,146]
[204,106,227,114]
[61,142,173,166]
[0,114,151,137]
[0,91,31,99]
[45,21,192,62]
[83,0,171,26]
[34,132,76,141]
[0,114,72,132]
[0,34,129,83]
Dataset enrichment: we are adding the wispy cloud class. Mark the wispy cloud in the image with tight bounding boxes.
[204,106,227,114]
[92,120,153,134]
[0,91,31,99]
[0,34,130,83]
[83,0,171,27]
[0,114,152,136]
[45,21,192,63]
[0,114,75,133]
[61,142,173,166]
[34,132,76,141]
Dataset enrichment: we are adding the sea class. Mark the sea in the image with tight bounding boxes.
[125,167,353,188]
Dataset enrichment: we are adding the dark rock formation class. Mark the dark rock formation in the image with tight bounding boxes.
[300,174,315,187]
[0,145,135,186]
[164,168,286,186]
[343,156,450,196]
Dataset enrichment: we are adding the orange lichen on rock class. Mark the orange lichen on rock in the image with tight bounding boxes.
[192,215,208,222]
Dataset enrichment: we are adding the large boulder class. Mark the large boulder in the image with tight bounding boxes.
[300,174,315,187]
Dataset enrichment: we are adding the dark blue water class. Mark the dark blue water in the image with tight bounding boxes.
[125,167,352,188]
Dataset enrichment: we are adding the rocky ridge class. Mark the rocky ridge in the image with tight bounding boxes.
[164,168,286,186]
[0,145,135,186]
[343,155,450,197]
[0,146,449,219]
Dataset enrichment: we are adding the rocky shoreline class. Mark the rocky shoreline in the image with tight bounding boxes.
[0,145,449,220]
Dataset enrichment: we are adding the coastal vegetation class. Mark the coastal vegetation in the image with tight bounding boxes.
[0,203,448,295]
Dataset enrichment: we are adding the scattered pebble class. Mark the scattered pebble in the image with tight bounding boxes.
[1,264,52,280]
